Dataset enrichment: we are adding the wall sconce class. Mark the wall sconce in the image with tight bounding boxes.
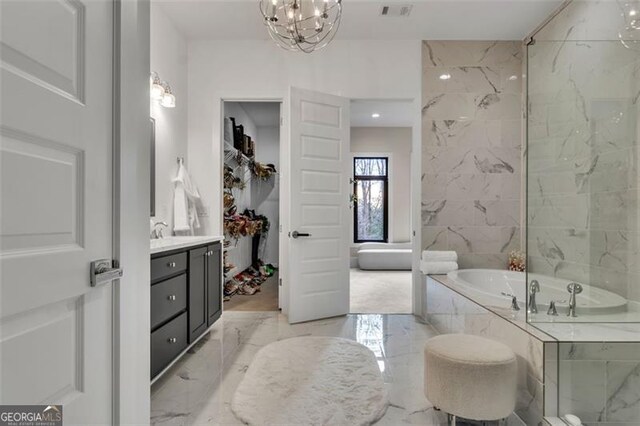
[160,82,176,108]
[149,71,176,108]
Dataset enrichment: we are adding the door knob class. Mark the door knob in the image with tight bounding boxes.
[291,231,311,239]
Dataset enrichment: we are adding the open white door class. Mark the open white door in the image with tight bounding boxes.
[287,87,350,324]
[1,1,115,423]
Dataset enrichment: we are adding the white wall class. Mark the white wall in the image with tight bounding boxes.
[350,127,412,244]
[187,39,422,236]
[150,5,188,229]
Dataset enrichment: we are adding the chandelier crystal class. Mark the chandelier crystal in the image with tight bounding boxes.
[259,0,342,53]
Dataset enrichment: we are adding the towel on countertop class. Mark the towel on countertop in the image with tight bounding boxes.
[422,250,458,262]
[173,162,201,234]
[420,261,458,275]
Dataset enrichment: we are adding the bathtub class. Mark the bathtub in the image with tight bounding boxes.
[446,269,627,315]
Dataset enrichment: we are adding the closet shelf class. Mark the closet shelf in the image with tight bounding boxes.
[224,141,252,165]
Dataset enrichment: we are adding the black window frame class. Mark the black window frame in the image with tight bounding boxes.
[353,156,389,243]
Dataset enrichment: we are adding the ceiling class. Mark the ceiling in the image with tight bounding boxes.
[350,100,414,127]
[238,102,281,127]
[156,0,562,41]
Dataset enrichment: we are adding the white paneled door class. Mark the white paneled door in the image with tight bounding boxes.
[1,1,114,423]
[287,87,350,324]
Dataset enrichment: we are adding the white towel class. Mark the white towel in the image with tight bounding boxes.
[173,162,201,233]
[422,250,458,262]
[420,260,458,275]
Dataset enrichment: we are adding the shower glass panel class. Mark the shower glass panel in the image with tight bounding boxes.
[526,4,640,325]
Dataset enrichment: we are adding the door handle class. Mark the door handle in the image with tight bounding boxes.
[291,231,311,239]
[90,259,123,287]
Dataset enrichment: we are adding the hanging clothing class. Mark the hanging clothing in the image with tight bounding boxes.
[172,161,201,233]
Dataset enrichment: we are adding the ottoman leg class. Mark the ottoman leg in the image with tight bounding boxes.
[447,413,456,426]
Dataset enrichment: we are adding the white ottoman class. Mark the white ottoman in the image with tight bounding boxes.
[424,334,517,424]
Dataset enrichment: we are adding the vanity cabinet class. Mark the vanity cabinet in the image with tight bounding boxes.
[150,240,222,380]
[188,243,222,342]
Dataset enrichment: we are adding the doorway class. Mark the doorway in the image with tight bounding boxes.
[348,100,414,314]
[221,101,281,311]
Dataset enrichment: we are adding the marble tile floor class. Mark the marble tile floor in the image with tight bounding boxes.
[151,312,523,426]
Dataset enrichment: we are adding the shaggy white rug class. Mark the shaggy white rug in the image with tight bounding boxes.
[231,336,389,426]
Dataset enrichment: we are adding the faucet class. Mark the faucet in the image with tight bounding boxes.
[501,292,520,311]
[151,221,168,239]
[547,300,566,316]
[528,280,540,314]
[567,283,583,317]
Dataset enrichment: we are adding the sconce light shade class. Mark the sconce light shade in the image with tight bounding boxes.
[161,91,176,108]
[150,71,164,100]
[150,72,176,108]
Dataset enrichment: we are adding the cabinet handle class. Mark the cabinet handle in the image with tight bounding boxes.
[167,262,176,268]
[167,294,176,301]
[167,337,177,344]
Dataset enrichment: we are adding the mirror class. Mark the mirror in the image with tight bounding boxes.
[150,117,156,217]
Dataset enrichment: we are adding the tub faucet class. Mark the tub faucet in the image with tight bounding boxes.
[528,280,540,314]
[501,292,520,311]
[567,282,583,317]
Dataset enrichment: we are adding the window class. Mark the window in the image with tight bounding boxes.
[353,157,388,243]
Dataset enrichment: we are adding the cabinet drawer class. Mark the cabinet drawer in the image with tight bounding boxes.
[151,252,187,282]
[151,274,187,330]
[151,312,187,378]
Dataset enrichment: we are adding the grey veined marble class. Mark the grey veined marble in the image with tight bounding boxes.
[421,41,523,270]
[526,0,640,306]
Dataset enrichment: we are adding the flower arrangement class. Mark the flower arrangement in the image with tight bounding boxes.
[508,250,526,272]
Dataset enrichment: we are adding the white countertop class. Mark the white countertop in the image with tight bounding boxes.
[150,236,224,255]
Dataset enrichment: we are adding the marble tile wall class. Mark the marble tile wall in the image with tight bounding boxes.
[527,0,640,303]
[425,277,550,425]
[421,41,524,269]
[557,342,640,425]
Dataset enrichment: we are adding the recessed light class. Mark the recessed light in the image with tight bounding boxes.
[508,75,518,81]
[630,9,637,16]
[371,113,381,118]
[439,73,451,80]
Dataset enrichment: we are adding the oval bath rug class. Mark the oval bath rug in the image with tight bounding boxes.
[231,336,389,426]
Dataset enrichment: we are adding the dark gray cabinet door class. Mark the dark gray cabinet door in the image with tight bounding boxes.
[207,243,222,326]
[151,312,187,378]
[188,247,207,343]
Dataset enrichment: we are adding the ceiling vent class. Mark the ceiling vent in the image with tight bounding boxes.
[380,5,413,17]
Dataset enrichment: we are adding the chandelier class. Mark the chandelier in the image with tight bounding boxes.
[259,0,342,53]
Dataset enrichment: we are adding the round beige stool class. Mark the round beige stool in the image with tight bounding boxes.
[424,334,517,425]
